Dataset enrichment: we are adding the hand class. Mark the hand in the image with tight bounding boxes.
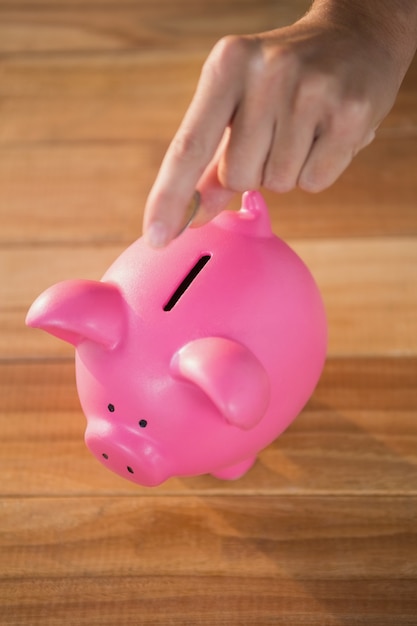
[143,5,412,247]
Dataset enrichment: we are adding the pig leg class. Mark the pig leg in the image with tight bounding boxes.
[211,456,256,481]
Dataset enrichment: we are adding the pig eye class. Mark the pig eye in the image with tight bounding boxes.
[107,403,115,412]
[139,419,147,428]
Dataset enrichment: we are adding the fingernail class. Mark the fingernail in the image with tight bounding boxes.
[145,221,169,248]
[145,191,201,247]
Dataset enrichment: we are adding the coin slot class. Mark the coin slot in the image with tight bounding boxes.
[163,254,211,311]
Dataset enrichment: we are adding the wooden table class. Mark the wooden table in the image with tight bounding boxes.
[1,2,416,624]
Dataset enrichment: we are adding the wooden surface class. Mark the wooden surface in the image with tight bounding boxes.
[1,1,417,624]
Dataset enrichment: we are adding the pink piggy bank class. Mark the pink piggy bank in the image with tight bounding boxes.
[26,191,327,486]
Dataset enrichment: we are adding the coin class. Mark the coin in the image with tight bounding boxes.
[174,190,201,238]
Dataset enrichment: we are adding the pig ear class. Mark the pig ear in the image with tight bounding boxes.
[214,191,273,238]
[241,190,272,236]
[26,279,126,349]
[171,337,270,430]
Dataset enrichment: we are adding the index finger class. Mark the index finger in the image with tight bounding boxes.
[143,39,244,247]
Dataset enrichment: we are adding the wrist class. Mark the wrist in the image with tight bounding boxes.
[304,0,417,81]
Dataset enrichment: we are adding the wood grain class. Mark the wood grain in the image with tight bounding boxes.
[1,358,416,499]
[2,138,417,244]
[2,578,417,626]
[2,237,416,358]
[2,497,417,624]
[2,496,417,578]
[1,1,416,624]
[0,0,310,55]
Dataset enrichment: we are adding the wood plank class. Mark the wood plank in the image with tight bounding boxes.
[1,138,416,245]
[0,51,415,144]
[0,144,153,244]
[0,52,201,100]
[1,237,415,358]
[0,12,415,145]
[0,1,310,55]
[3,357,415,414]
[294,237,417,357]
[0,2,416,623]
[2,577,417,626]
[1,409,416,497]
[311,357,417,411]
[1,358,416,496]
[1,496,416,583]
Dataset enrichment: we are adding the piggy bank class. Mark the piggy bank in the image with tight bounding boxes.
[26,191,327,486]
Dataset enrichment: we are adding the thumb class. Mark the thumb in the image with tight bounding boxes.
[191,127,236,227]
[192,157,236,228]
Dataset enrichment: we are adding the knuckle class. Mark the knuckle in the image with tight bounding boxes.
[268,44,299,74]
[263,170,296,194]
[169,129,206,163]
[247,42,300,87]
[328,99,372,141]
[360,128,376,149]
[209,35,301,87]
[344,98,372,125]
[205,35,250,77]
[262,159,297,193]
[294,74,331,111]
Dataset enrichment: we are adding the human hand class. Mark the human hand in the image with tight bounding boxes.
[143,3,413,247]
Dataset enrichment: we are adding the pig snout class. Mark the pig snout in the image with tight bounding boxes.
[85,420,171,487]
